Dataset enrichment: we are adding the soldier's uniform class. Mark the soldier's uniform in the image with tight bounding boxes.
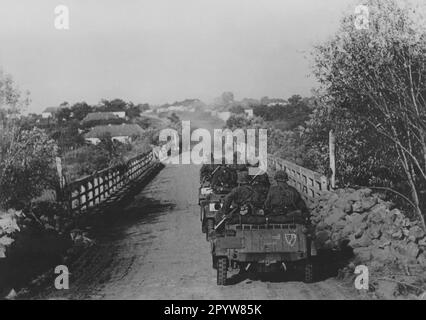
[251,172,271,201]
[200,155,224,184]
[220,171,264,218]
[200,163,219,184]
[264,170,309,218]
[211,165,237,189]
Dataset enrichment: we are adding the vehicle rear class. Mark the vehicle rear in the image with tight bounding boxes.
[212,214,316,285]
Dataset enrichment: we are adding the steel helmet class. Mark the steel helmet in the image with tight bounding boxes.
[274,170,289,182]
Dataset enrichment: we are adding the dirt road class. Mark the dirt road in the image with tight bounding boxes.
[34,114,360,300]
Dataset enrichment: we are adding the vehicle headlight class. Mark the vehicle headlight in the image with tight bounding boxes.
[209,202,221,211]
[201,187,213,195]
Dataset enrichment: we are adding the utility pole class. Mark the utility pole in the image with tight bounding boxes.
[329,130,336,189]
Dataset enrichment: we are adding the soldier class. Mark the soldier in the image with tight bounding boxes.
[219,171,264,219]
[210,164,237,189]
[247,158,270,201]
[264,170,309,220]
[200,154,219,184]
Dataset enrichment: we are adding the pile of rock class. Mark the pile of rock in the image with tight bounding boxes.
[311,188,426,297]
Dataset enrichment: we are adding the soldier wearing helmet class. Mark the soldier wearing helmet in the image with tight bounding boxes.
[200,154,219,185]
[264,170,309,219]
[210,162,237,189]
[247,158,270,200]
[219,171,264,219]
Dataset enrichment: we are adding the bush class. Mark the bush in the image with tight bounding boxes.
[0,128,57,210]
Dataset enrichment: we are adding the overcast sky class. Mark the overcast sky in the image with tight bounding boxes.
[0,0,360,113]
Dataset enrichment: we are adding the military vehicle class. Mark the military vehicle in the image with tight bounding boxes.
[211,210,316,285]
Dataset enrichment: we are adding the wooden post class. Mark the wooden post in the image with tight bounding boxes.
[329,129,336,189]
[55,156,66,201]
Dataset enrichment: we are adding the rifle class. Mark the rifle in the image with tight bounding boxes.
[202,165,221,184]
[214,206,238,230]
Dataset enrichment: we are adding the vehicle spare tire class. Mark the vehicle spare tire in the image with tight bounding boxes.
[303,261,314,283]
[217,257,227,286]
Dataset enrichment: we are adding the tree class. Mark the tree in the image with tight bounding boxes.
[137,103,150,112]
[126,103,141,119]
[71,102,92,121]
[221,92,234,104]
[312,0,426,228]
[0,69,58,210]
[51,120,85,151]
[229,105,245,115]
[56,107,72,123]
[99,98,127,112]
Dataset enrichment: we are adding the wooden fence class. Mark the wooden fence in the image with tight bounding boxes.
[64,151,157,214]
[267,155,329,205]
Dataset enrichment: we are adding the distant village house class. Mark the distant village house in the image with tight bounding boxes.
[42,107,59,119]
[84,124,143,145]
[82,112,120,124]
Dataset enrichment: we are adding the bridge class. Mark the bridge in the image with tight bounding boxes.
[34,115,356,300]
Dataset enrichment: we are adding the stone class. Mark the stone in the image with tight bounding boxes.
[371,246,392,263]
[328,193,339,203]
[347,190,362,202]
[346,212,365,226]
[334,220,347,231]
[349,232,372,248]
[417,253,426,267]
[390,209,403,224]
[315,230,331,244]
[391,229,403,240]
[367,224,382,240]
[359,188,373,197]
[368,204,388,223]
[352,201,364,213]
[408,226,425,240]
[353,247,372,263]
[405,242,420,259]
[315,221,328,231]
[402,228,410,237]
[361,197,377,211]
[375,280,398,300]
[324,207,346,226]
[341,224,354,238]
[343,202,353,214]
[391,241,420,262]
[334,198,353,214]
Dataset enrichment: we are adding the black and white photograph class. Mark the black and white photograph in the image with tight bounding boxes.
[0,0,426,304]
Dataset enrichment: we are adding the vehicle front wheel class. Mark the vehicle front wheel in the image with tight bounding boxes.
[303,261,314,283]
[217,257,227,285]
[206,219,214,240]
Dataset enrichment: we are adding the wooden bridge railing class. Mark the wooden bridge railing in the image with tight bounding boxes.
[65,151,156,214]
[267,155,329,205]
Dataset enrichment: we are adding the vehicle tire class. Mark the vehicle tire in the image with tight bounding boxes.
[206,219,214,241]
[303,261,314,283]
[217,257,227,285]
